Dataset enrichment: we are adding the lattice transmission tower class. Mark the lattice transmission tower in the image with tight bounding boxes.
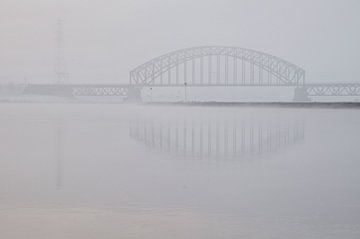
[55,19,69,84]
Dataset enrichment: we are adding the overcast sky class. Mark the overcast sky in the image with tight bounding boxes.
[0,0,359,84]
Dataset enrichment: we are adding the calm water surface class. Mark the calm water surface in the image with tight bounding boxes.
[0,103,359,238]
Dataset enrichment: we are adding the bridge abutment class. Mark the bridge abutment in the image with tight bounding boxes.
[294,87,311,102]
[125,86,142,102]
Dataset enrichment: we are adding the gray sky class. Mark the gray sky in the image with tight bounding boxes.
[0,0,359,84]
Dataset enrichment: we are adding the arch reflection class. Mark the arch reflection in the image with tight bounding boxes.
[130,115,304,160]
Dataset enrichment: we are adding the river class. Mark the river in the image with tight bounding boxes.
[0,103,359,238]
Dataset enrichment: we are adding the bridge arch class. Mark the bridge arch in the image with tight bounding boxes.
[130,46,305,86]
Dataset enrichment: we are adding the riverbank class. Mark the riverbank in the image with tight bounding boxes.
[145,102,360,108]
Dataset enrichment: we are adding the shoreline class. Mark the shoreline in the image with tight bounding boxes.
[1,99,360,108]
[145,102,360,109]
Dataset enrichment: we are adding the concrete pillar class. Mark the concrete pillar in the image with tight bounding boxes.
[293,86,311,102]
[126,86,142,102]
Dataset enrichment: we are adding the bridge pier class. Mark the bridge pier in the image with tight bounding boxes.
[125,86,142,102]
[294,86,311,102]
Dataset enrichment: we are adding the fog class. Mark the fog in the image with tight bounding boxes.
[1,0,360,238]
[1,0,360,84]
[1,103,360,238]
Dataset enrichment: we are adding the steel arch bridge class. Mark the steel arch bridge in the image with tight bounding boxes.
[130,46,305,87]
[17,46,360,101]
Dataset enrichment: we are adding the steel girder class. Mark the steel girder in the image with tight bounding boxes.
[303,83,360,96]
[72,86,129,97]
[130,46,305,86]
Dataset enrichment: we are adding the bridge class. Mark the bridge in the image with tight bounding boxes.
[296,83,360,97]
[130,46,305,86]
[11,46,360,102]
[23,84,134,98]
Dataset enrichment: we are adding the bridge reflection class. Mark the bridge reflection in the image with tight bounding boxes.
[130,115,304,160]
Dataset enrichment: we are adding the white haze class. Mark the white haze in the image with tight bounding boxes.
[0,0,360,84]
[1,104,360,238]
[1,1,360,238]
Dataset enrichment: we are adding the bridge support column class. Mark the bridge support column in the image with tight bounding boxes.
[294,86,311,102]
[126,86,142,102]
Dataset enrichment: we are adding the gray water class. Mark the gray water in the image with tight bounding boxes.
[0,103,359,239]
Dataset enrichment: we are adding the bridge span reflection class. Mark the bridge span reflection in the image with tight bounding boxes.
[130,114,304,160]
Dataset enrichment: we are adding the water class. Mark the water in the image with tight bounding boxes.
[1,103,359,238]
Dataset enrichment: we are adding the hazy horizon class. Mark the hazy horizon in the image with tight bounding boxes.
[2,2,360,237]
[1,0,360,84]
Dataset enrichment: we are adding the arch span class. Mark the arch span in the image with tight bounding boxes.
[130,46,305,86]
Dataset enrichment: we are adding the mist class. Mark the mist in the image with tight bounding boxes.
[1,0,360,84]
[1,104,360,238]
[1,1,360,238]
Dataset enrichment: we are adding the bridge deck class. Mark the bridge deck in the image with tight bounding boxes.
[17,83,360,99]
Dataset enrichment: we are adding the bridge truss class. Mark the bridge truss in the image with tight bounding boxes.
[130,46,305,87]
[301,83,360,97]
[23,84,138,99]
[72,85,129,97]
